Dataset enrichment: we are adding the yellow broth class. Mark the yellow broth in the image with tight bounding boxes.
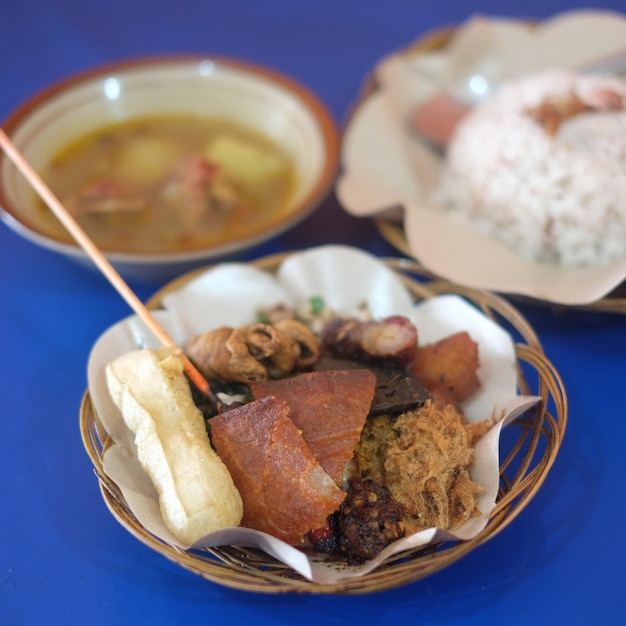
[37,116,297,253]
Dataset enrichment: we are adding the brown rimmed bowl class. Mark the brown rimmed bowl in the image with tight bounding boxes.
[1,56,339,282]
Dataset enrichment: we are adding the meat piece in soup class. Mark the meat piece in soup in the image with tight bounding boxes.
[38,116,296,253]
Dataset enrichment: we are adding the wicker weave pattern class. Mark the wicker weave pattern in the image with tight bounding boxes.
[79,255,567,594]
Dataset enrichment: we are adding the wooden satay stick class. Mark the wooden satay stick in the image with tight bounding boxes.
[0,128,219,406]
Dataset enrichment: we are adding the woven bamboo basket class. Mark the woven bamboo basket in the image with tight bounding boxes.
[80,253,567,594]
[353,24,626,314]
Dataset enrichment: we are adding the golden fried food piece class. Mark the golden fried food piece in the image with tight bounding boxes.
[187,326,265,383]
[228,324,296,377]
[106,347,243,545]
[273,318,320,369]
[186,320,319,384]
[410,331,480,406]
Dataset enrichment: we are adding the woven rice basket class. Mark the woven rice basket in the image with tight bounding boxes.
[353,24,626,313]
[80,253,567,594]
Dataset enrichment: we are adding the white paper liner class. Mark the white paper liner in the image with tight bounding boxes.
[87,245,539,583]
[337,10,626,305]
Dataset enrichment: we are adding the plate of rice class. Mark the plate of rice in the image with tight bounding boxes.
[337,10,626,309]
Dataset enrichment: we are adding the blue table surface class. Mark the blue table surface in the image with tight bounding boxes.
[2,1,626,624]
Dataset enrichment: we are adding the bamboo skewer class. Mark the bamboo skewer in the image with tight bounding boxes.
[0,128,219,406]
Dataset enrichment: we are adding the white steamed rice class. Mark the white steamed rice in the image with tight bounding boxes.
[434,69,626,266]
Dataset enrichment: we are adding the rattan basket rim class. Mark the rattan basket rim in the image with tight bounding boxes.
[79,252,568,594]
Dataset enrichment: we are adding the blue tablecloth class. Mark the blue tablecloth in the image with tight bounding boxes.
[2,1,625,624]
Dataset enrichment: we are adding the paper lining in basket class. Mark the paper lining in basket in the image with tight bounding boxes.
[87,245,539,583]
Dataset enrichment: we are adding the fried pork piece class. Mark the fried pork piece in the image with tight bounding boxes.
[273,319,320,369]
[210,395,345,545]
[410,331,480,406]
[384,401,482,533]
[320,316,418,367]
[186,320,319,384]
[250,369,377,485]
